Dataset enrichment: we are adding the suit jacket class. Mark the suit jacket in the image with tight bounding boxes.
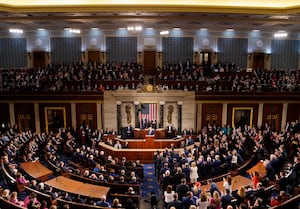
[148,129,154,135]
[167,126,173,133]
[167,200,183,209]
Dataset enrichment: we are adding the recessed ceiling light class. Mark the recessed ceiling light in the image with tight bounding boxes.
[252,29,260,32]
[268,15,290,19]
[91,27,99,30]
[200,28,207,31]
[37,28,45,31]
[226,28,234,31]
[173,27,181,30]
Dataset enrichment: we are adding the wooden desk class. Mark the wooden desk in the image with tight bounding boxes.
[154,128,166,139]
[99,142,197,164]
[246,161,266,178]
[200,175,252,192]
[45,176,110,199]
[21,161,53,182]
[134,129,147,139]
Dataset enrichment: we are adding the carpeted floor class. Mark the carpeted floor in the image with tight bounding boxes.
[141,164,161,198]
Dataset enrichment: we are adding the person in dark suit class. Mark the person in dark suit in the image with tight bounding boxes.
[167,193,183,209]
[96,195,111,207]
[166,124,175,138]
[125,124,133,138]
[142,117,148,129]
[176,178,190,201]
[151,120,157,129]
[221,189,233,209]
[148,127,154,135]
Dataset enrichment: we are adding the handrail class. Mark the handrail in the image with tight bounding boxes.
[0,196,26,209]
[269,193,300,209]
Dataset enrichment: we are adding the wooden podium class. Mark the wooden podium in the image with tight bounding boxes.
[145,135,155,148]
[154,128,166,139]
[134,128,147,139]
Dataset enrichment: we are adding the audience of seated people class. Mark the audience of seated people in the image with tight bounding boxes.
[0,60,299,93]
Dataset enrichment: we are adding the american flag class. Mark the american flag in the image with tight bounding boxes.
[141,103,158,122]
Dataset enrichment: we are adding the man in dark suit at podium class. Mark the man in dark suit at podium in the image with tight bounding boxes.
[166,123,175,138]
[125,124,133,138]
[148,127,155,135]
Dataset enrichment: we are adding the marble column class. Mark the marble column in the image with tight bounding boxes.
[34,103,41,133]
[197,103,202,131]
[281,103,288,131]
[159,101,165,128]
[257,103,264,128]
[116,101,122,135]
[177,101,183,134]
[222,103,228,126]
[134,101,140,128]
[97,103,102,130]
[71,102,76,129]
[9,103,15,127]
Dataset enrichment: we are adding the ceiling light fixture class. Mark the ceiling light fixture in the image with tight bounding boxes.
[160,30,169,35]
[127,26,142,31]
[9,28,23,34]
[64,28,81,34]
[226,28,234,32]
[268,15,290,19]
[274,31,288,38]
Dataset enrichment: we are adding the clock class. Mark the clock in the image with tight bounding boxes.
[146,84,153,92]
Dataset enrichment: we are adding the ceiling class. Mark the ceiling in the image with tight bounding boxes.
[0,1,300,35]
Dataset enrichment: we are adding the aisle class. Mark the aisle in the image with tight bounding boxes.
[141,164,161,198]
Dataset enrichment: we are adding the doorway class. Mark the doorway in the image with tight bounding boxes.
[143,50,156,75]
[253,53,265,69]
[33,51,46,69]
[199,51,211,76]
[87,50,101,63]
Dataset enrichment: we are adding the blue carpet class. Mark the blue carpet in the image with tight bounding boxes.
[141,164,161,198]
